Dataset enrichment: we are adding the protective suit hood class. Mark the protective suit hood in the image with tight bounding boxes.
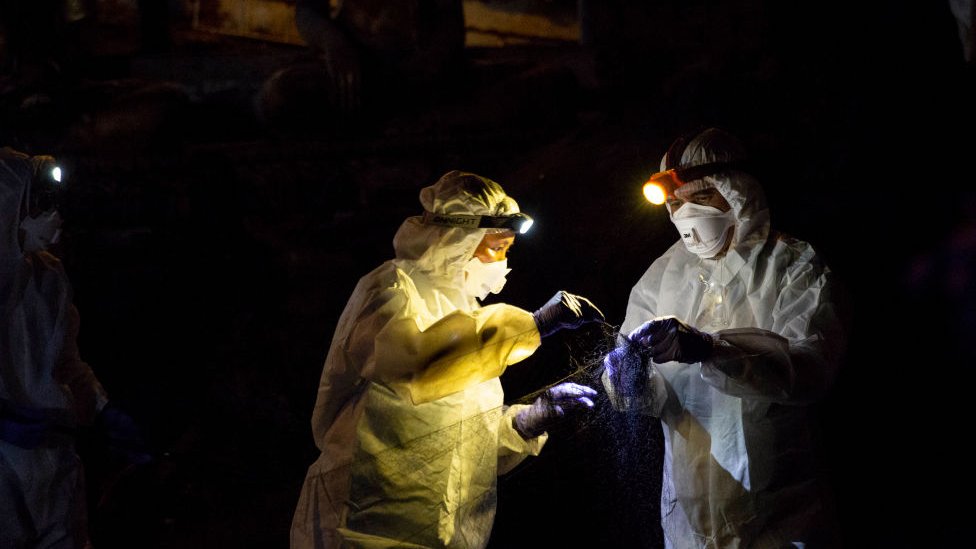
[0,147,34,270]
[662,128,770,260]
[392,170,520,304]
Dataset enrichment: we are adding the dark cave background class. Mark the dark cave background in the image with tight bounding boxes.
[3,1,974,547]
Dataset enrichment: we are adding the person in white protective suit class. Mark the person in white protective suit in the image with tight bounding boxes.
[0,147,151,548]
[291,170,605,548]
[602,128,847,548]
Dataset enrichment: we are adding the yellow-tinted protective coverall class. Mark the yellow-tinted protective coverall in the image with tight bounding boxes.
[291,171,546,548]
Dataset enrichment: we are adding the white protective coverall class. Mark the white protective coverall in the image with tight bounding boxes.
[291,171,547,548]
[604,131,846,548]
[0,148,109,548]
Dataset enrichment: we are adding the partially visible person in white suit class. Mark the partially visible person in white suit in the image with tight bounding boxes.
[603,128,847,548]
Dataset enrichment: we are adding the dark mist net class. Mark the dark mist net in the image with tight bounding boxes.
[493,321,666,547]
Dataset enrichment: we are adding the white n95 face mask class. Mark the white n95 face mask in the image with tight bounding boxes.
[463,257,511,300]
[19,210,63,253]
[670,202,735,258]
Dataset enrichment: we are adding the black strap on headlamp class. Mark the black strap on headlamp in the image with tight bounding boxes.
[670,159,750,184]
[662,129,750,184]
[421,210,533,234]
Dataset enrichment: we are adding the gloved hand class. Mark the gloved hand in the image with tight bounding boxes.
[532,291,605,338]
[514,382,597,438]
[95,401,154,465]
[629,316,714,364]
[603,341,650,397]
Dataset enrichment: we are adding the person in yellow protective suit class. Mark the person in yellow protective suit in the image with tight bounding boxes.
[291,170,604,548]
[603,128,848,548]
[0,147,151,548]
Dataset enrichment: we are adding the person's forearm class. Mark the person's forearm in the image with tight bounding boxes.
[53,305,109,424]
[701,328,834,403]
[371,305,540,404]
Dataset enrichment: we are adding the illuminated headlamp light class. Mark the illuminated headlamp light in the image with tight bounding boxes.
[641,160,747,205]
[422,211,534,234]
[30,155,66,213]
[642,169,681,205]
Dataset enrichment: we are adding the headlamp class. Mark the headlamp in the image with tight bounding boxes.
[641,160,747,205]
[422,210,534,234]
[642,170,681,205]
[29,155,66,214]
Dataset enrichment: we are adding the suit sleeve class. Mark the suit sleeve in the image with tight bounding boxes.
[700,252,846,403]
[53,304,109,425]
[352,273,542,404]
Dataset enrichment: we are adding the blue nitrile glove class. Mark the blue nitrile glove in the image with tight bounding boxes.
[514,382,597,438]
[629,316,714,364]
[96,401,154,465]
[603,340,652,397]
[532,291,605,338]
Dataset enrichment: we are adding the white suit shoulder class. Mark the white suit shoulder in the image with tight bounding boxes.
[766,232,832,284]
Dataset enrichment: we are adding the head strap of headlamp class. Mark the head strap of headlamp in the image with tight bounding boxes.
[662,129,750,186]
[668,159,750,185]
[421,210,532,233]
